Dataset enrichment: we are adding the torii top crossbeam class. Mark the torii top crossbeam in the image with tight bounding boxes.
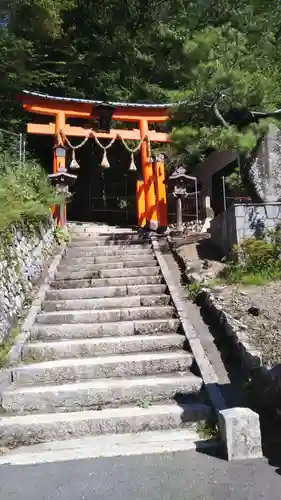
[19,90,170,231]
[19,90,170,141]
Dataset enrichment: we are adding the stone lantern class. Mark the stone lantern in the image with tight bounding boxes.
[48,165,77,228]
[169,166,199,232]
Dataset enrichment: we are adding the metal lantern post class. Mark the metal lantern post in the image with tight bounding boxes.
[169,166,199,232]
[48,164,77,229]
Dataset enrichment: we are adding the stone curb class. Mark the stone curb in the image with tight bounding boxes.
[0,245,67,389]
[153,237,262,460]
[151,238,226,413]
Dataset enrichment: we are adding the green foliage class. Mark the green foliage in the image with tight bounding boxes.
[224,165,245,193]
[54,226,70,246]
[187,281,202,301]
[1,0,281,169]
[220,227,281,284]
[0,326,20,368]
[0,149,58,233]
[136,398,152,409]
[196,420,219,440]
[166,1,281,168]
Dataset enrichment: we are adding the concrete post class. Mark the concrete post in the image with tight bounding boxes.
[176,197,183,230]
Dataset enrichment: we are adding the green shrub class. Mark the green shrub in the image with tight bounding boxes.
[220,227,281,284]
[187,281,202,300]
[0,149,58,232]
[54,226,70,246]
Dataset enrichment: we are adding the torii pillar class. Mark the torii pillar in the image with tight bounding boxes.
[139,119,158,231]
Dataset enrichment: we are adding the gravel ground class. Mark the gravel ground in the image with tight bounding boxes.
[214,281,281,367]
[175,239,281,367]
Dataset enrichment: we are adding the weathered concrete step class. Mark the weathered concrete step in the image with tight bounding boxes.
[55,266,160,281]
[46,284,167,301]
[51,275,163,290]
[66,247,152,258]
[23,334,185,361]
[2,373,203,412]
[32,318,181,341]
[43,295,170,312]
[36,306,175,324]
[71,231,137,239]
[59,258,156,271]
[0,429,220,464]
[71,240,151,247]
[69,227,137,234]
[71,224,135,232]
[71,235,137,243]
[14,352,193,385]
[58,259,157,273]
[64,254,155,266]
[0,403,212,446]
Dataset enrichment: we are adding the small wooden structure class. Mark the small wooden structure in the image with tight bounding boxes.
[18,90,170,230]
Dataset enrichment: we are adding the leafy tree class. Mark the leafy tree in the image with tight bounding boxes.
[1,0,281,171]
[169,1,281,168]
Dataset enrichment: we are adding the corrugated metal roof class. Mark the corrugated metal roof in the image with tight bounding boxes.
[22,90,173,109]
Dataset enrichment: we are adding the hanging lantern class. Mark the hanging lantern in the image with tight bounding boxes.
[101,150,110,169]
[129,152,137,172]
[54,145,66,159]
[95,103,115,132]
[69,149,80,170]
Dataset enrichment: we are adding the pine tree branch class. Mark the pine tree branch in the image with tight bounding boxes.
[212,102,229,127]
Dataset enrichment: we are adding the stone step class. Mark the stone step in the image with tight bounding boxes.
[55,266,160,281]
[71,231,137,239]
[43,295,170,312]
[70,231,143,239]
[64,254,155,265]
[2,373,203,412]
[70,240,151,248]
[31,318,181,341]
[69,226,135,234]
[0,429,220,464]
[58,258,157,272]
[36,306,175,325]
[46,284,167,301]
[66,247,152,258]
[51,275,164,290]
[14,351,193,386]
[0,403,212,447]
[23,334,186,361]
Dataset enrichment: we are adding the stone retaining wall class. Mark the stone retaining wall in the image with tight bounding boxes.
[210,202,281,255]
[0,221,55,342]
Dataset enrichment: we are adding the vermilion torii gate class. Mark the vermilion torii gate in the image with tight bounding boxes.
[18,90,170,231]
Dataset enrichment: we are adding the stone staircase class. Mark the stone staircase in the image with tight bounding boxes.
[0,227,218,454]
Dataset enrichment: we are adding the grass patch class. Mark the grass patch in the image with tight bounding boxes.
[196,420,219,440]
[219,269,274,286]
[136,398,152,409]
[187,282,202,301]
[0,326,20,368]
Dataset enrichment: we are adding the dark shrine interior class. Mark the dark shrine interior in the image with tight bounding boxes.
[28,134,139,227]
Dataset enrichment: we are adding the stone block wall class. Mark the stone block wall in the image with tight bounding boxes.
[210,203,281,255]
[0,221,55,342]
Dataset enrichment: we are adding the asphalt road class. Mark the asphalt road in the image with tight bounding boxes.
[0,450,280,500]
